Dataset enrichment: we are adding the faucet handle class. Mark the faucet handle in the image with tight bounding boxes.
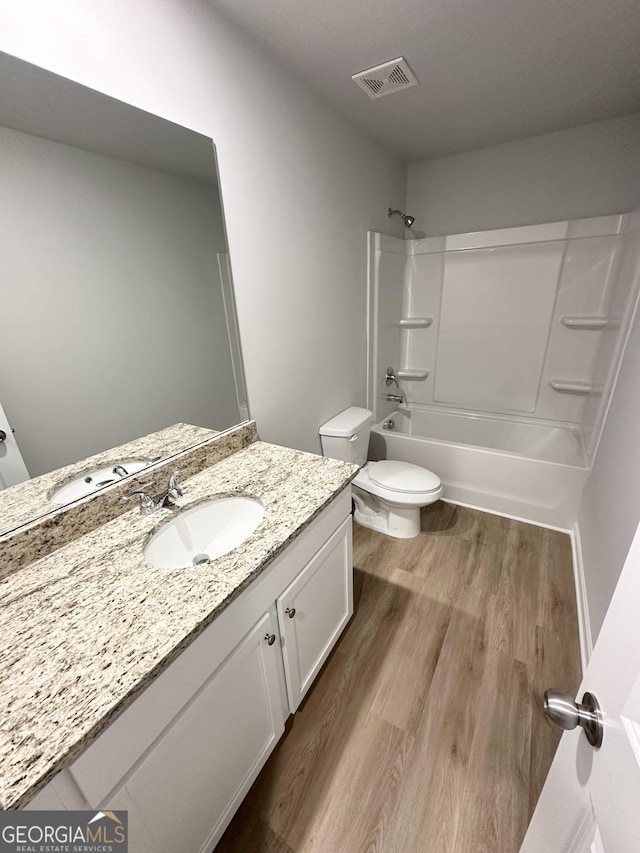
[122,490,155,514]
[168,467,186,498]
[385,367,398,387]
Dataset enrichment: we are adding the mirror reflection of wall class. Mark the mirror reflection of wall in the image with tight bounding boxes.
[0,52,248,481]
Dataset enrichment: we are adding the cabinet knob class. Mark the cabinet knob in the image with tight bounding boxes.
[264,633,276,646]
[285,607,296,619]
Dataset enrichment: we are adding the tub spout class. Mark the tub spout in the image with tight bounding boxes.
[386,392,405,404]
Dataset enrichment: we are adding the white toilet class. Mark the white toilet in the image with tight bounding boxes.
[319,406,443,538]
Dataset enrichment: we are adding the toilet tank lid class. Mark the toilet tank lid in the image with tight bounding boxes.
[319,406,373,437]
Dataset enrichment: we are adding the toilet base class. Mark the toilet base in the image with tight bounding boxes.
[352,494,422,538]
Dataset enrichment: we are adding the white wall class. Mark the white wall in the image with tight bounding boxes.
[577,212,640,642]
[406,114,640,237]
[0,124,239,476]
[0,0,405,454]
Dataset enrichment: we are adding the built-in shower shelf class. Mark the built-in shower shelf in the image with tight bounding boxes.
[561,316,608,330]
[398,317,433,328]
[548,379,600,395]
[397,369,429,380]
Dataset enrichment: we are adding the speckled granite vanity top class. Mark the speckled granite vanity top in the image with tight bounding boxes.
[0,423,216,536]
[0,441,357,809]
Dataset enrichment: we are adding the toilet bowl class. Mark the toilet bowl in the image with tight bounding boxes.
[319,407,443,539]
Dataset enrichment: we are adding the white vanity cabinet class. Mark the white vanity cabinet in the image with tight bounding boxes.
[27,489,353,853]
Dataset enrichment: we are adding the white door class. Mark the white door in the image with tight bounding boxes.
[278,517,353,713]
[521,522,640,852]
[0,402,29,488]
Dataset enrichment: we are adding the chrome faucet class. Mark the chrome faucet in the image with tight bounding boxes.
[386,392,405,404]
[166,469,184,502]
[385,367,405,403]
[123,468,185,515]
[385,367,399,387]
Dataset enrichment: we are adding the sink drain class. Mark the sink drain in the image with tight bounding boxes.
[192,553,210,567]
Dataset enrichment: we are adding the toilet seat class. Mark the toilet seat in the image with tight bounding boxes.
[353,462,443,507]
[367,460,441,494]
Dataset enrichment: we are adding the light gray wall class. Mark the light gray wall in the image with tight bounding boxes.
[0,0,406,455]
[406,114,640,237]
[0,124,238,476]
[577,213,640,642]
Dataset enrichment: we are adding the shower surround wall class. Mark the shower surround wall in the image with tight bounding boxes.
[367,212,640,527]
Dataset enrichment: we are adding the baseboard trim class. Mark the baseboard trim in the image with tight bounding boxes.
[570,521,593,674]
[442,497,571,534]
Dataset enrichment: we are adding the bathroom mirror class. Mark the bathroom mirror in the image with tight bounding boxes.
[0,52,249,535]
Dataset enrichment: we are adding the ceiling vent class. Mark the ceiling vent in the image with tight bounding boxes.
[352,57,418,100]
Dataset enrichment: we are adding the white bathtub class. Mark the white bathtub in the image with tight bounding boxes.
[369,407,589,529]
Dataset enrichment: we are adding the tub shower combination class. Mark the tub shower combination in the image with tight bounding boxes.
[367,212,640,528]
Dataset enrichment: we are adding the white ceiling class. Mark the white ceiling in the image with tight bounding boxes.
[211,0,640,163]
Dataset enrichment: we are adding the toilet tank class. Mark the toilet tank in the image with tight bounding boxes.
[319,407,373,467]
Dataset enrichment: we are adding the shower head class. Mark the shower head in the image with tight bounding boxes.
[388,207,415,229]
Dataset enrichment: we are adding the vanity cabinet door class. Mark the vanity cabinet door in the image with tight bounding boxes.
[103,787,155,853]
[278,517,353,712]
[121,606,286,853]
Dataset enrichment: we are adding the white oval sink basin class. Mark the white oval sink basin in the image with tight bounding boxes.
[144,497,265,569]
[50,460,150,504]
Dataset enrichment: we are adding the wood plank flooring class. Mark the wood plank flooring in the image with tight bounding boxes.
[217,502,582,853]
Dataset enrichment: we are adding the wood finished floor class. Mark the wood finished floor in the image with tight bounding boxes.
[217,502,582,853]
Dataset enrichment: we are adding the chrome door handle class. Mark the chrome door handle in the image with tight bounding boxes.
[0,430,6,442]
[285,607,296,619]
[543,689,603,748]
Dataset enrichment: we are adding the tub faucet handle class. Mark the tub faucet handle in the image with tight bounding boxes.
[385,367,398,387]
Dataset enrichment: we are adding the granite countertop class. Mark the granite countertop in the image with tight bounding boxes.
[0,423,217,537]
[0,441,357,809]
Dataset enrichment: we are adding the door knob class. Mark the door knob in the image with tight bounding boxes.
[264,633,276,646]
[285,607,296,619]
[543,689,603,748]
